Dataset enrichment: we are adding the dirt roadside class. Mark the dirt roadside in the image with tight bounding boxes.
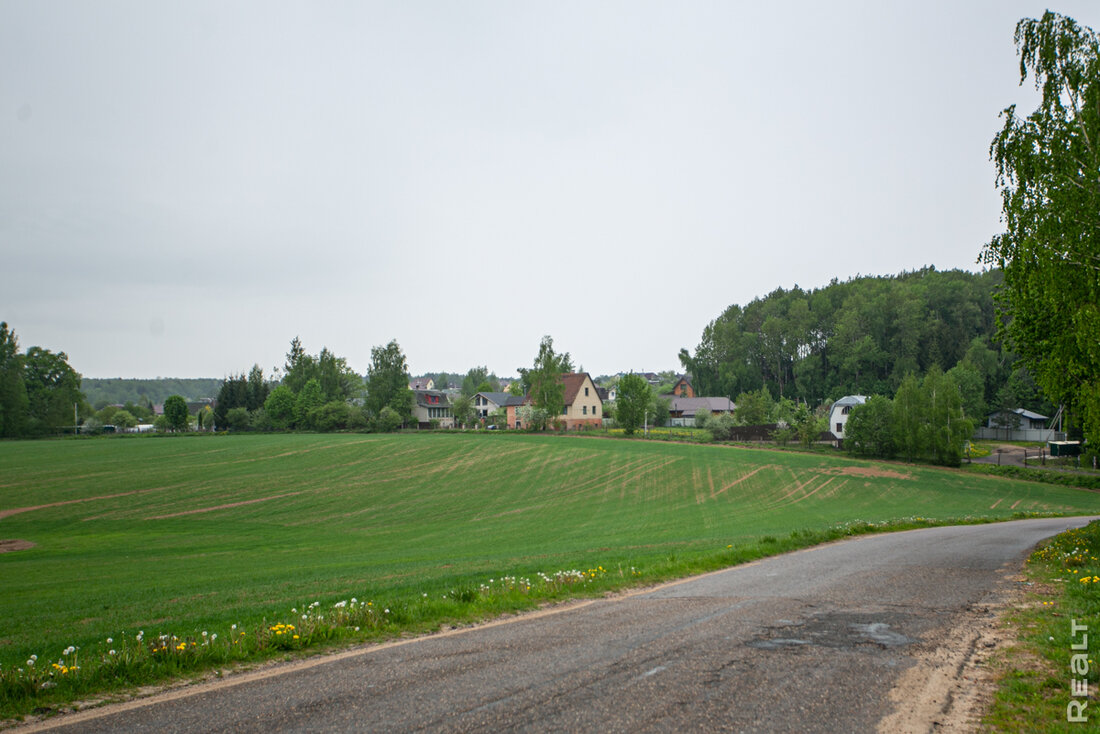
[877,563,1028,732]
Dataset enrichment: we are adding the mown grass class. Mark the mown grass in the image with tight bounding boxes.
[2,431,1099,721]
[982,521,1100,732]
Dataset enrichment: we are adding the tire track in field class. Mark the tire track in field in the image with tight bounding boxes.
[147,492,307,519]
[766,475,838,511]
[0,487,173,520]
[707,465,775,502]
[185,439,379,468]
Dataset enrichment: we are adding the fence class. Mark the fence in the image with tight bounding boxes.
[973,427,1066,442]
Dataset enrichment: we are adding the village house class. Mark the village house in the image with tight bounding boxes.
[975,408,1064,442]
[473,391,525,423]
[826,395,867,446]
[667,396,734,427]
[505,373,604,430]
[671,376,695,397]
[412,389,454,428]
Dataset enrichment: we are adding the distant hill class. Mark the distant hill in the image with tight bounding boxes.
[82,378,222,408]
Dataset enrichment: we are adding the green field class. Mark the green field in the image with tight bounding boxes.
[1,432,1099,713]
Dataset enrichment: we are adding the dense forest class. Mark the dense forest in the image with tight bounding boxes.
[678,268,1051,420]
[81,378,223,408]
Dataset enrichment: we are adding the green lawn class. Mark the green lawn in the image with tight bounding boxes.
[1,432,1098,715]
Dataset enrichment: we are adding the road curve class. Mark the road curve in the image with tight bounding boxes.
[21,516,1097,733]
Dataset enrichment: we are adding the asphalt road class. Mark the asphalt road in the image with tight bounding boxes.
[23,516,1097,733]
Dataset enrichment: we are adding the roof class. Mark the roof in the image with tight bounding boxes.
[989,408,1048,421]
[829,395,867,413]
[668,396,734,415]
[409,377,434,390]
[475,391,526,407]
[413,389,450,408]
[562,373,595,407]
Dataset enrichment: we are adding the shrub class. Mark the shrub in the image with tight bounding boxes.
[708,413,737,441]
[374,406,403,433]
[694,410,711,429]
[225,407,251,431]
[312,401,350,432]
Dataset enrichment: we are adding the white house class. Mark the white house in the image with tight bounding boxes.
[827,395,867,445]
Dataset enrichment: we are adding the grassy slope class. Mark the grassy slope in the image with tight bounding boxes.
[1,432,1099,670]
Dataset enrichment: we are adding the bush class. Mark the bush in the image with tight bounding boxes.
[708,413,737,441]
[347,405,370,430]
[772,425,794,446]
[312,401,350,432]
[694,410,711,429]
[374,406,403,433]
[249,408,274,432]
[226,407,251,431]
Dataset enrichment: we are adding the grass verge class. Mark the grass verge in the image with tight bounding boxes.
[982,520,1100,732]
[963,463,1100,491]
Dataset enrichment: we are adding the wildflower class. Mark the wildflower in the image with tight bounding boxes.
[109,650,116,656]
[106,638,113,644]
[26,659,35,667]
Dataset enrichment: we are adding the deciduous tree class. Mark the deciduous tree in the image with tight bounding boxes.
[23,346,83,435]
[163,395,189,432]
[615,373,651,435]
[0,322,28,438]
[518,336,572,426]
[366,340,413,422]
[982,11,1100,448]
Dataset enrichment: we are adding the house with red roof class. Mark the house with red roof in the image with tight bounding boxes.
[504,372,604,430]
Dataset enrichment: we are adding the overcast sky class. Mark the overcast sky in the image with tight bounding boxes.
[2,2,1097,381]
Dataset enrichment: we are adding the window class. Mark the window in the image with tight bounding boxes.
[582,405,587,415]
[836,422,843,433]
[585,387,589,396]
[841,406,850,415]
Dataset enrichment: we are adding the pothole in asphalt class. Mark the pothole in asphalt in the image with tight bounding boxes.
[747,611,915,650]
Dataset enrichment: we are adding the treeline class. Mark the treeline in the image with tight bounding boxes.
[210,338,415,433]
[81,378,222,408]
[0,323,86,438]
[678,268,1050,420]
